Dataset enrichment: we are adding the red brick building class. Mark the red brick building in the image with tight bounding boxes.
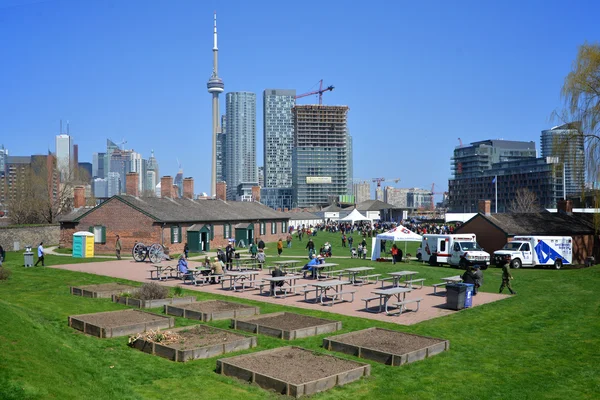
[58,195,290,255]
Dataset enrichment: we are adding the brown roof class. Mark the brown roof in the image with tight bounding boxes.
[458,212,597,236]
[59,195,288,224]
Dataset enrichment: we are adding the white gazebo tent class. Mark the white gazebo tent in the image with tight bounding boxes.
[371,225,422,260]
[338,209,371,225]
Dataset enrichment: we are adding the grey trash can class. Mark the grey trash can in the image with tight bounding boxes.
[24,247,34,267]
[446,283,467,310]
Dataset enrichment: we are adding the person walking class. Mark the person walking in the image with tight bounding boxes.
[257,238,265,251]
[249,241,258,258]
[0,243,4,266]
[286,234,292,248]
[391,244,399,264]
[341,234,347,248]
[348,236,353,248]
[472,264,483,295]
[277,238,283,257]
[183,242,189,259]
[115,235,122,260]
[499,255,517,295]
[305,238,315,258]
[34,242,45,266]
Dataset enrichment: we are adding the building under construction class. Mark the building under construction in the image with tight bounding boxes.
[292,105,351,208]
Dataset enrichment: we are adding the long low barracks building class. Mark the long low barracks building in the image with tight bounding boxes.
[59,191,290,255]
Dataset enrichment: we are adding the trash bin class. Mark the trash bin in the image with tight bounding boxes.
[446,283,467,310]
[24,247,34,267]
[464,283,474,308]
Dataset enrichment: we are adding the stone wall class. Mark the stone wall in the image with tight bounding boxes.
[0,224,60,251]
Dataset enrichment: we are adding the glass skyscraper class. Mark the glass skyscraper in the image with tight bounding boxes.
[541,123,585,196]
[225,92,257,200]
[263,89,296,188]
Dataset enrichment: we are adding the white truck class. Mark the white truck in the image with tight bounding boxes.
[493,236,572,270]
[416,234,491,269]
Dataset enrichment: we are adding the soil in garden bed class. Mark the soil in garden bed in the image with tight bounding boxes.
[166,325,247,350]
[248,313,333,331]
[335,329,443,354]
[76,283,135,292]
[75,310,166,327]
[182,301,252,313]
[224,347,361,385]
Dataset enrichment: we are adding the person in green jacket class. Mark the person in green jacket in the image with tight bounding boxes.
[499,255,517,295]
[249,242,258,258]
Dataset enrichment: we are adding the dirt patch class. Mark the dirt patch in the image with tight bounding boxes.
[182,300,251,313]
[222,347,364,385]
[337,328,442,354]
[75,309,166,328]
[246,313,332,331]
[170,325,247,350]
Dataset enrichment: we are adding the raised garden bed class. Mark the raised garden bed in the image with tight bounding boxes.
[323,327,449,366]
[217,346,370,398]
[231,312,341,340]
[112,295,196,309]
[70,283,137,298]
[165,300,259,321]
[130,325,257,362]
[68,309,174,338]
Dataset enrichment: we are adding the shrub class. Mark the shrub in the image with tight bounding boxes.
[0,267,11,281]
[133,282,168,300]
[173,286,184,297]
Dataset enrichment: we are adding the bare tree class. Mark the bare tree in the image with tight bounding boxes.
[508,188,540,213]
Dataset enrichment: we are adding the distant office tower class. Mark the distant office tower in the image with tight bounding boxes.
[541,123,585,196]
[129,151,146,193]
[257,166,265,188]
[146,149,159,193]
[347,133,353,193]
[106,139,119,175]
[107,172,120,197]
[384,187,409,207]
[55,134,73,180]
[93,178,108,198]
[352,181,371,204]
[174,169,184,198]
[0,145,8,176]
[78,162,92,181]
[92,153,106,179]
[263,89,296,188]
[225,92,257,200]
[292,105,350,208]
[406,188,433,209]
[216,114,226,183]
[110,149,133,194]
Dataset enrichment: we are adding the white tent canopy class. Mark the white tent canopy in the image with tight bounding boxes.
[338,209,371,224]
[371,225,422,260]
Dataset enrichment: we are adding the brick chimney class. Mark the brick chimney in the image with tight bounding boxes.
[478,200,491,216]
[252,186,261,202]
[216,181,227,200]
[126,172,139,197]
[73,186,85,208]
[557,199,573,215]
[183,177,194,199]
[161,176,173,198]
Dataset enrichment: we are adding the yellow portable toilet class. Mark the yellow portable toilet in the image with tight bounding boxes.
[73,231,95,258]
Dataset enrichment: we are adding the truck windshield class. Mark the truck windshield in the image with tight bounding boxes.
[502,242,522,250]
[459,242,481,251]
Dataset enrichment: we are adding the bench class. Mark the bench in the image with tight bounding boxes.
[319,270,345,280]
[391,298,423,315]
[260,283,308,297]
[356,274,381,285]
[361,295,384,312]
[379,277,396,287]
[403,278,426,289]
[432,282,448,295]
[301,287,318,301]
[147,267,175,281]
[321,289,357,306]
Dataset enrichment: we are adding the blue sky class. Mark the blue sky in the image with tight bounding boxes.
[1,0,598,196]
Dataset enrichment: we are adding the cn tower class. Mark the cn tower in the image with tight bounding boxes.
[207,12,224,197]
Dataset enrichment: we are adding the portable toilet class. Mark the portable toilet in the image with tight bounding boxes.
[73,231,95,258]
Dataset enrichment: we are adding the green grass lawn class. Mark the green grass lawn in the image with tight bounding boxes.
[1,237,599,400]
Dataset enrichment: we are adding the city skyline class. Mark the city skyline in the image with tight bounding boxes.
[1,1,598,195]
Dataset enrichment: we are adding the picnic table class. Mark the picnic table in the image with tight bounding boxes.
[344,267,376,285]
[272,260,302,268]
[184,267,211,285]
[260,276,305,297]
[234,257,259,270]
[433,275,463,295]
[221,271,260,292]
[364,287,419,315]
[381,270,419,288]
[148,264,176,281]
[312,262,339,280]
[304,279,355,306]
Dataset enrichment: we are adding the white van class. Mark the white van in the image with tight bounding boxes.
[493,236,572,269]
[417,234,491,269]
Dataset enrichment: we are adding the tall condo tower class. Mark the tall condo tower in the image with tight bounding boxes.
[207,12,224,197]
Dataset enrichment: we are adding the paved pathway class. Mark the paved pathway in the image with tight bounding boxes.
[49,259,509,326]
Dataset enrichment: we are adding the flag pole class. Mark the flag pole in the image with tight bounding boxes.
[494,175,498,213]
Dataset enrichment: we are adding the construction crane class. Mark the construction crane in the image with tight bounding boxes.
[295,79,334,105]
[458,138,463,147]
[371,177,401,188]
[119,138,127,151]
[430,183,447,211]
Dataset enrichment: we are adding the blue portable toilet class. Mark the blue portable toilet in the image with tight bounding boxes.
[73,231,95,258]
